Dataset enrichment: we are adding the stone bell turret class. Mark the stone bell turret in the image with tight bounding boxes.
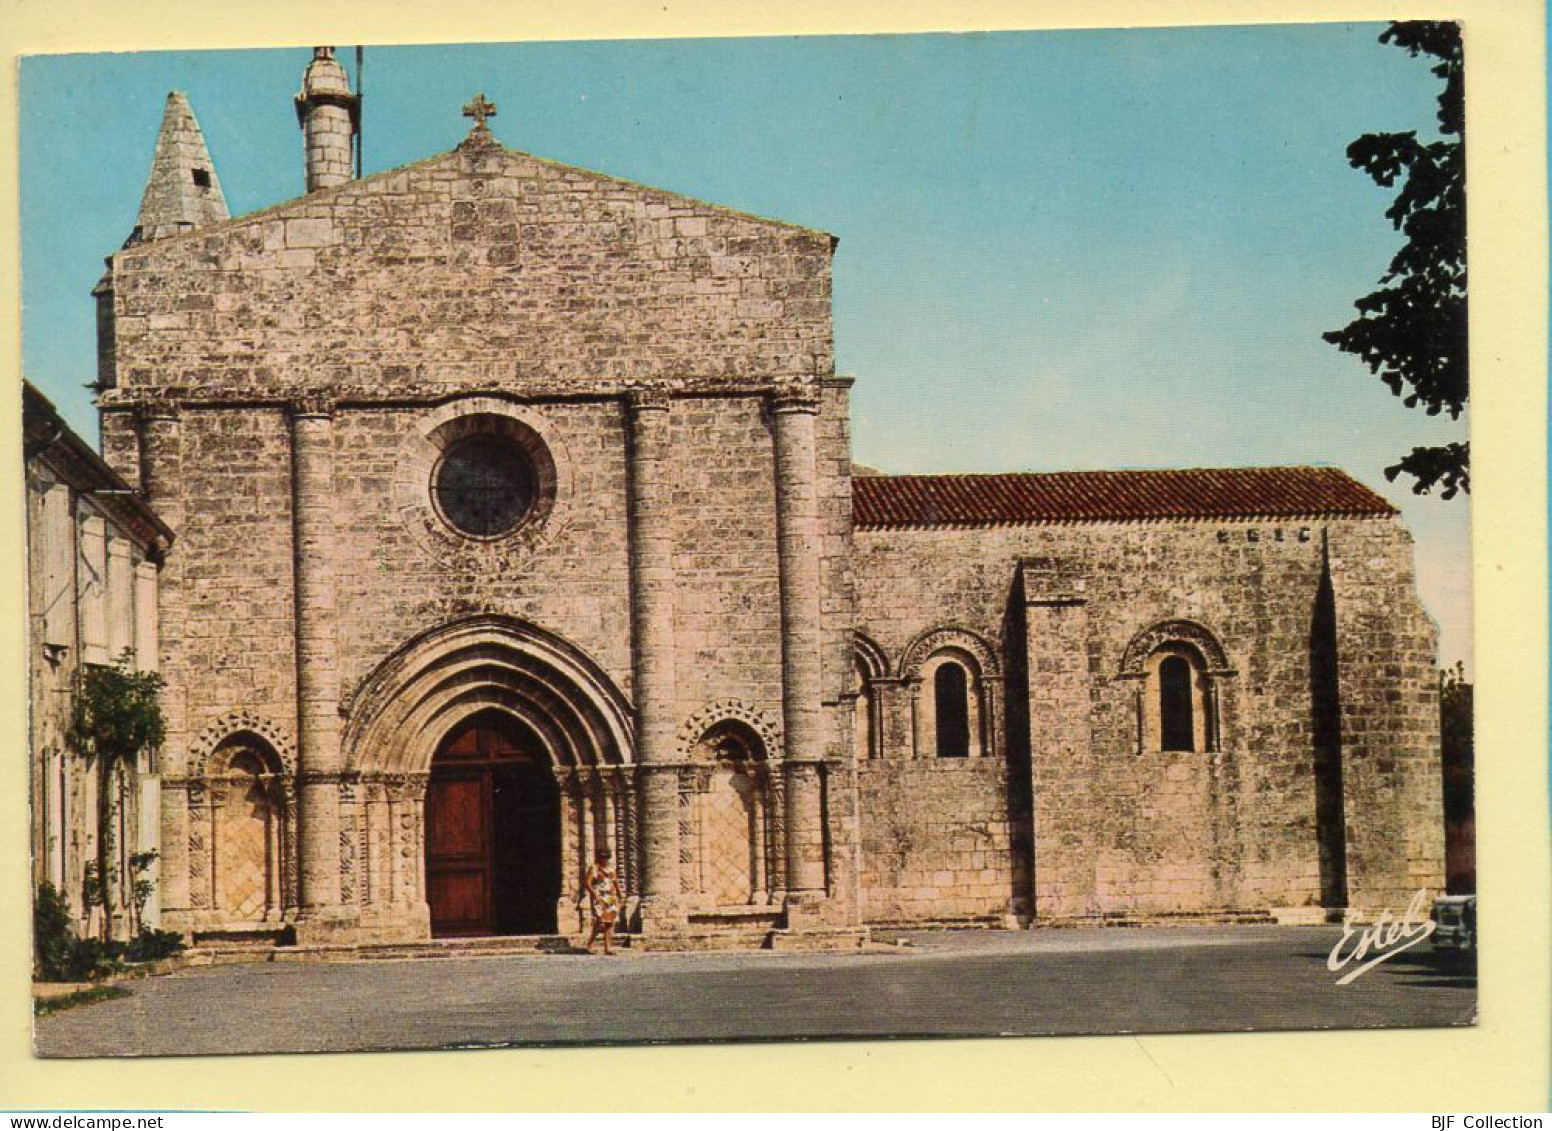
[94,90,229,390]
[294,46,359,192]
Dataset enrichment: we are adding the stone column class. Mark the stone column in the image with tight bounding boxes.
[766,771,788,897]
[364,779,385,912]
[553,769,577,925]
[281,778,301,915]
[910,679,929,759]
[263,777,284,919]
[619,769,639,897]
[404,774,429,920]
[625,390,680,919]
[609,768,632,895]
[574,774,594,891]
[159,781,190,921]
[208,783,229,916]
[751,770,769,902]
[186,783,209,918]
[602,776,620,863]
[771,387,827,899]
[290,399,347,924]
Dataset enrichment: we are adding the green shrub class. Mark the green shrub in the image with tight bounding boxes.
[125,927,185,964]
[35,882,183,982]
[67,937,127,982]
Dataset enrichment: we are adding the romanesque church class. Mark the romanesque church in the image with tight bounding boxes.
[72,48,1443,950]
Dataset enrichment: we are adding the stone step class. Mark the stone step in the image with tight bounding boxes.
[1036,909,1279,929]
[187,933,609,966]
[634,929,775,953]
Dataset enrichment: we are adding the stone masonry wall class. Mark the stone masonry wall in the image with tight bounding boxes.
[331,399,634,705]
[104,374,852,929]
[161,408,299,776]
[97,133,841,772]
[1327,520,1444,915]
[858,760,1018,925]
[136,392,844,785]
[668,396,783,724]
[854,514,1443,923]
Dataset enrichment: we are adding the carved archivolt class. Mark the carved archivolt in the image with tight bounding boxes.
[1118,619,1232,677]
[342,614,634,774]
[188,710,298,777]
[676,700,783,763]
[899,625,1001,682]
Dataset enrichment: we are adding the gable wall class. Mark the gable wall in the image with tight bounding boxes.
[103,146,833,400]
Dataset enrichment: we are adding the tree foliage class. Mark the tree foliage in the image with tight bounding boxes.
[1439,661,1475,894]
[67,651,166,770]
[1324,21,1468,499]
[1439,661,1474,825]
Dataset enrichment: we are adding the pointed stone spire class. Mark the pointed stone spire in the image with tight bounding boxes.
[128,91,229,245]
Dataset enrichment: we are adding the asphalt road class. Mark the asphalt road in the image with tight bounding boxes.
[33,925,1476,1058]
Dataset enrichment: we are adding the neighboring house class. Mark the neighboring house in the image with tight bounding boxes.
[76,49,1442,951]
[25,381,173,937]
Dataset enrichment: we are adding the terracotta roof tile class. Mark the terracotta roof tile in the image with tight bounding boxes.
[852,467,1396,529]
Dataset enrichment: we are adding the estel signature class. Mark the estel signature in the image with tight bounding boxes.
[1327,889,1437,985]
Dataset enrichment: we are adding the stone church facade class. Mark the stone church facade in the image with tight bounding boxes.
[83,50,1443,950]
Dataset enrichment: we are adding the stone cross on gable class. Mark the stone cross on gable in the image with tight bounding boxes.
[463,93,497,130]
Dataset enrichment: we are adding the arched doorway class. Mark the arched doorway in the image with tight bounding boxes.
[425,710,561,937]
[344,616,636,940]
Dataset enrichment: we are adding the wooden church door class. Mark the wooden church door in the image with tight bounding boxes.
[425,712,561,937]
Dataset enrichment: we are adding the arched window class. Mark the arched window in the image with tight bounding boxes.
[904,630,997,760]
[1120,620,1230,757]
[1158,656,1195,752]
[934,663,971,758]
[915,650,983,759]
[1142,645,1214,753]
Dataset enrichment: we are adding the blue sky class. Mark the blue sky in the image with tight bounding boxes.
[18,25,1471,670]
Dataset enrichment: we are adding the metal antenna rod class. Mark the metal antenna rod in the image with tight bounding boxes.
[354,45,364,179]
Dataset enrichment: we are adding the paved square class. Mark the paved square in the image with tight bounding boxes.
[34,926,1476,1057]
